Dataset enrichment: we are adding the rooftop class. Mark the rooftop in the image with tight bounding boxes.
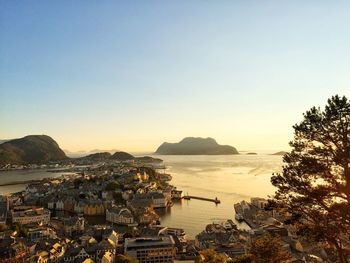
[125,236,175,249]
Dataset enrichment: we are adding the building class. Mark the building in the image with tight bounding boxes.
[74,201,86,214]
[146,192,167,208]
[11,207,50,225]
[0,196,9,224]
[106,206,134,225]
[101,251,114,263]
[84,201,105,215]
[27,226,57,241]
[56,200,64,210]
[251,197,268,210]
[62,216,85,236]
[171,190,183,199]
[125,236,176,263]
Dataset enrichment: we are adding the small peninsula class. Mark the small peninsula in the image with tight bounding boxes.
[155,137,239,155]
[272,151,288,156]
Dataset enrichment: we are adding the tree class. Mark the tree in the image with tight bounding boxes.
[198,249,227,263]
[271,95,350,263]
[113,191,124,204]
[248,234,291,263]
[106,180,120,191]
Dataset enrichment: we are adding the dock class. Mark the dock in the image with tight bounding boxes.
[183,195,220,204]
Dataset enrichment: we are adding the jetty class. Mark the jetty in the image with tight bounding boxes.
[183,195,220,204]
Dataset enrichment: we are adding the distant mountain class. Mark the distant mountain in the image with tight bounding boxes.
[64,149,120,158]
[110,151,135,161]
[272,151,288,156]
[0,140,9,145]
[0,135,68,165]
[155,137,239,155]
[79,152,112,161]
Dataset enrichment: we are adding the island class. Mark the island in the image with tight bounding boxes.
[155,137,239,155]
[271,151,288,156]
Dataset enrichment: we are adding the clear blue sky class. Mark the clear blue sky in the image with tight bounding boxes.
[1,1,349,152]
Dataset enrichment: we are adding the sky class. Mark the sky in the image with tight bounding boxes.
[1,1,349,153]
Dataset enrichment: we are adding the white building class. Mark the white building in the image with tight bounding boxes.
[56,200,64,210]
[106,206,134,225]
[147,191,167,208]
[11,207,50,225]
[74,201,86,214]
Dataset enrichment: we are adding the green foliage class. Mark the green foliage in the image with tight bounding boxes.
[248,235,291,263]
[113,191,124,204]
[115,254,138,263]
[106,180,120,191]
[271,95,350,263]
[111,151,135,161]
[198,249,227,263]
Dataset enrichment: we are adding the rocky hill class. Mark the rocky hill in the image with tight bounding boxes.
[0,135,68,165]
[155,137,239,155]
[110,151,135,161]
[78,152,112,161]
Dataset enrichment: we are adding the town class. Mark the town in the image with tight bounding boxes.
[0,158,337,263]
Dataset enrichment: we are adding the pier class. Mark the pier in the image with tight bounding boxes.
[183,195,221,204]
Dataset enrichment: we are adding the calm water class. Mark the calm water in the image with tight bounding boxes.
[0,169,66,194]
[0,154,283,238]
[157,154,283,238]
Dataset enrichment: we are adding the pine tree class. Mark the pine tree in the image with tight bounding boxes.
[271,95,350,262]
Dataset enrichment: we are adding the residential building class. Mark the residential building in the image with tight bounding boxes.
[62,217,86,236]
[84,201,105,215]
[251,197,268,210]
[0,196,9,224]
[27,226,57,241]
[146,191,167,208]
[125,236,176,263]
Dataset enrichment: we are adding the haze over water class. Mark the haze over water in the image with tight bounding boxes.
[157,154,283,238]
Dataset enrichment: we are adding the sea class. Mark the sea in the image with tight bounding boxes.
[0,153,283,239]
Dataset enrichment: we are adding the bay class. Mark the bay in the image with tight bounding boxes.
[0,154,283,238]
[157,154,283,238]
